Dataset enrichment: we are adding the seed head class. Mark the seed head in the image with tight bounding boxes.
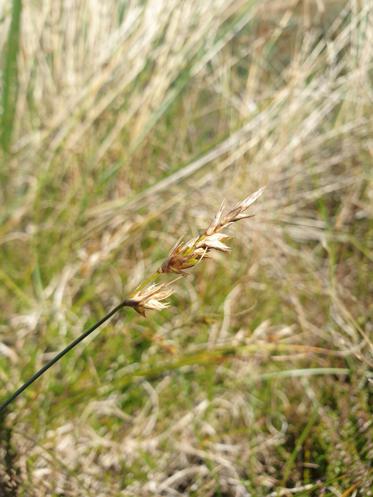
[159,187,264,274]
[131,283,173,316]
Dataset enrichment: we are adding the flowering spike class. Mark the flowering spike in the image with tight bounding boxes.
[159,188,263,274]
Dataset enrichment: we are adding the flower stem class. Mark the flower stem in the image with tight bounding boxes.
[0,299,135,416]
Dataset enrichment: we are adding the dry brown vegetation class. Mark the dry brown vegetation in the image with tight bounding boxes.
[0,0,372,495]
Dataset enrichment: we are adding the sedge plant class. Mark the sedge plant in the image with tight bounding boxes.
[0,187,264,415]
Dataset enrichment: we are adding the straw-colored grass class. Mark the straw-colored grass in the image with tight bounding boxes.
[0,0,372,495]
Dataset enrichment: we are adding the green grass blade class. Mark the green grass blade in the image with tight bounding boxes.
[1,0,23,154]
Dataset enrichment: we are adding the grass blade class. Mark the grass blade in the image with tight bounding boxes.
[1,0,22,154]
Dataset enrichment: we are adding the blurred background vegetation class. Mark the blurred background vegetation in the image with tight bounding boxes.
[0,0,372,495]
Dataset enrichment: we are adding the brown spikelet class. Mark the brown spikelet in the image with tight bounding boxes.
[159,238,205,274]
[160,187,264,274]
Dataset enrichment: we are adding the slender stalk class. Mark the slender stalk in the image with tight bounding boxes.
[0,299,135,415]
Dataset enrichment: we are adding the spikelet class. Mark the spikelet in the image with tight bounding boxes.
[159,238,205,274]
[160,187,264,275]
[131,283,174,316]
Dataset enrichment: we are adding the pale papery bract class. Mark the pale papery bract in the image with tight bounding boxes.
[131,283,174,316]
